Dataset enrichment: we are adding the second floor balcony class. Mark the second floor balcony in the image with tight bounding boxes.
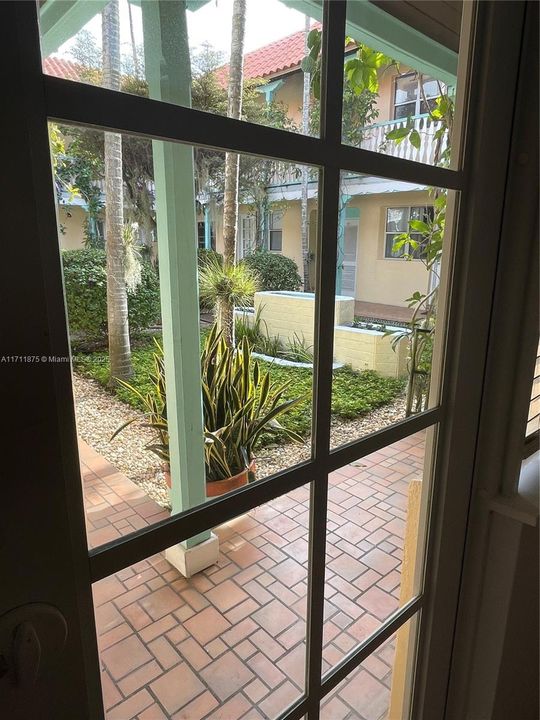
[267,115,448,190]
[359,114,448,165]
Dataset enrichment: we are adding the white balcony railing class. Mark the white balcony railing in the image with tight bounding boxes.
[359,114,448,165]
[267,115,448,189]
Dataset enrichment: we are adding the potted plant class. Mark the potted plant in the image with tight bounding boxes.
[201,324,303,496]
[112,325,303,497]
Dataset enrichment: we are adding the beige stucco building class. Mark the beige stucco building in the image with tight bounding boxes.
[57,27,447,322]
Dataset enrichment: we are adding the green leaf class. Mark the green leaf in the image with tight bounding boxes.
[385,127,410,144]
[307,28,321,49]
[409,219,430,233]
[409,129,421,149]
[301,56,316,74]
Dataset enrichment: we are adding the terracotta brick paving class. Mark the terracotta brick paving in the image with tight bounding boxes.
[80,433,425,720]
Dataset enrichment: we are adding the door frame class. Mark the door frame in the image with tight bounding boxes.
[1,2,534,718]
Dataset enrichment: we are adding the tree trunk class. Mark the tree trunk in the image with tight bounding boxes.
[127,0,140,78]
[300,14,311,290]
[103,0,133,383]
[217,297,234,348]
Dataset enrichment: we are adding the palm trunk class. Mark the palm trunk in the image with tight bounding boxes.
[217,297,234,348]
[127,0,140,78]
[103,0,132,383]
[221,0,246,346]
[300,15,311,290]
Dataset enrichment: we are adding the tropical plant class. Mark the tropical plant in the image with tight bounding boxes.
[303,29,453,415]
[103,0,132,383]
[221,0,247,346]
[282,333,314,363]
[198,256,258,346]
[201,325,303,481]
[110,338,169,463]
[111,327,304,482]
[242,251,302,292]
[62,248,160,345]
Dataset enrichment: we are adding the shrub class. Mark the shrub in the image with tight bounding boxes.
[197,247,222,269]
[197,248,223,311]
[62,248,161,344]
[242,251,302,292]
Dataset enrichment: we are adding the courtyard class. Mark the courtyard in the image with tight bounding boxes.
[82,430,424,719]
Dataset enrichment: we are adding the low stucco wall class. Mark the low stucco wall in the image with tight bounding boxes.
[251,291,408,378]
[333,325,408,378]
[254,291,354,346]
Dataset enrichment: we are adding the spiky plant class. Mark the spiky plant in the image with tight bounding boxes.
[198,257,258,347]
[201,324,303,481]
[110,338,169,463]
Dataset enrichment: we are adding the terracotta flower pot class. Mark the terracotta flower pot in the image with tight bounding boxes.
[206,460,257,498]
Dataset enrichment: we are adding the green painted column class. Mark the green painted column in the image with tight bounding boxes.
[141,0,208,547]
[336,194,352,296]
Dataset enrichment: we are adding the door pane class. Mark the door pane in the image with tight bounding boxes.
[49,123,319,548]
[39,0,322,136]
[341,1,467,168]
[323,430,433,673]
[93,485,310,718]
[330,172,453,451]
[320,617,416,720]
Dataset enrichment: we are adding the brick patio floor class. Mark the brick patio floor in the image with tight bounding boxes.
[80,433,425,720]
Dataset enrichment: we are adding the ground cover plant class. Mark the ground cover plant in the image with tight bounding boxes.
[75,335,405,443]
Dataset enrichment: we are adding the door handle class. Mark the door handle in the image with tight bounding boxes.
[0,604,67,695]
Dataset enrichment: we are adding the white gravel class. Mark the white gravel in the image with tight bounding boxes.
[73,372,406,509]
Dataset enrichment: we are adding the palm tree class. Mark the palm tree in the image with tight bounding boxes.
[300,15,311,291]
[221,0,247,346]
[103,0,133,382]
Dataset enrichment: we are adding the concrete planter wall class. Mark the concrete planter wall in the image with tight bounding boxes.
[254,291,354,345]
[239,291,408,379]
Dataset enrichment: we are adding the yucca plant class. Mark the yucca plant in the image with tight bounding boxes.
[198,256,258,347]
[110,337,169,463]
[112,326,303,485]
[202,324,304,482]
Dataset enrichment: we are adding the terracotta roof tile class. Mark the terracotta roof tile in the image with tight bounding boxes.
[43,56,82,81]
[217,22,321,85]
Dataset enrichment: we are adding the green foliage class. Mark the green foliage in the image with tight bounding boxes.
[77,337,404,443]
[197,247,222,269]
[281,333,314,363]
[198,256,258,310]
[202,326,304,480]
[110,339,169,463]
[235,307,283,358]
[62,249,160,344]
[242,251,302,292]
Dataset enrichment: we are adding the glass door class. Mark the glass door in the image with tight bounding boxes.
[1,1,529,719]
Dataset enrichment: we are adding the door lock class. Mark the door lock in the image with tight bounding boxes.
[0,603,67,696]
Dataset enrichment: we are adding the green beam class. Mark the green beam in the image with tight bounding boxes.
[141,0,208,548]
[336,194,352,296]
[280,0,457,84]
[40,0,108,56]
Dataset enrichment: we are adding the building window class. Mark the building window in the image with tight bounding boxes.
[393,73,443,120]
[197,221,205,249]
[197,220,215,250]
[385,206,433,259]
[268,211,283,252]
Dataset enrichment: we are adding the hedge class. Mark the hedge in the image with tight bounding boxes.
[242,251,302,292]
[62,248,161,343]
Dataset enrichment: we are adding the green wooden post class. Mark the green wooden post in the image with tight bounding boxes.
[336,194,352,296]
[141,0,208,549]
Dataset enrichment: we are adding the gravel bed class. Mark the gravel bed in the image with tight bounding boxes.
[73,374,170,508]
[73,372,406,509]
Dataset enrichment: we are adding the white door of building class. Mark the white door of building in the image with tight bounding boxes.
[341,218,358,298]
